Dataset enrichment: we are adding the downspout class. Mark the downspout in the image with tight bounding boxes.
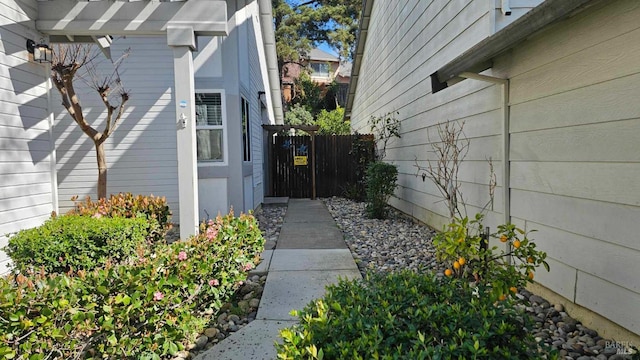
[459,72,510,255]
[257,0,284,124]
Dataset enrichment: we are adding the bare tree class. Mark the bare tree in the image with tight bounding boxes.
[415,120,470,219]
[415,120,498,220]
[369,111,400,161]
[50,44,130,199]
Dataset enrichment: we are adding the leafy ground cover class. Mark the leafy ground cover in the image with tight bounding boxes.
[1,195,264,359]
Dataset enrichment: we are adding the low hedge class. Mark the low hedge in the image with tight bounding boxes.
[70,193,172,243]
[277,271,557,359]
[0,211,264,359]
[5,215,148,275]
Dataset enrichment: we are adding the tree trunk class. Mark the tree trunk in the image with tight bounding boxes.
[95,142,107,199]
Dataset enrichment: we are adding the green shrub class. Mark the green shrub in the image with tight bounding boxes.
[316,107,350,135]
[0,211,264,359]
[365,161,398,219]
[70,193,172,243]
[342,135,375,201]
[277,271,556,360]
[5,215,148,275]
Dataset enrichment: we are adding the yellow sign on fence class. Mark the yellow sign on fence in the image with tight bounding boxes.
[294,156,308,166]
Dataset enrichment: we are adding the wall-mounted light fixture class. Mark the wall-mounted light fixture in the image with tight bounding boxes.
[26,39,52,63]
[258,90,266,101]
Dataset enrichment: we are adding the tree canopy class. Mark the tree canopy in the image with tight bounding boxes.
[273,0,362,69]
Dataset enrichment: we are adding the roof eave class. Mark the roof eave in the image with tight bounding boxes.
[431,0,603,93]
[344,0,373,119]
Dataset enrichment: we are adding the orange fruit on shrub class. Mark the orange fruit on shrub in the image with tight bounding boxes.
[527,257,534,264]
[444,269,453,277]
[498,294,507,301]
[510,286,518,294]
[500,235,508,243]
[513,240,521,248]
[458,257,466,266]
[528,271,535,280]
[453,261,461,270]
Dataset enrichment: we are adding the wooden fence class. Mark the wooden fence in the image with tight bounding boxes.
[271,134,375,198]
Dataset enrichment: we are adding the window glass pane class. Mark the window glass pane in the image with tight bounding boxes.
[197,129,223,161]
[242,98,251,161]
[195,93,222,126]
[311,62,329,75]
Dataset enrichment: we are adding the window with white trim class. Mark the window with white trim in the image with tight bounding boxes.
[241,97,251,162]
[195,93,224,162]
[310,62,330,77]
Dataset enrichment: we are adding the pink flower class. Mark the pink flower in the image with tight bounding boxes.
[236,281,244,286]
[178,251,187,261]
[205,227,218,240]
[242,263,254,272]
[209,279,219,286]
[92,212,103,219]
[153,291,164,301]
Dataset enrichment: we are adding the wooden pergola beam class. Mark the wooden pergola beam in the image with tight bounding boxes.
[37,0,227,37]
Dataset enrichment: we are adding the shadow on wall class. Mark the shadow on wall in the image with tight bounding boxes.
[50,37,180,214]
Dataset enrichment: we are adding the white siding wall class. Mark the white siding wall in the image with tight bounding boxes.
[495,0,640,334]
[351,0,640,335]
[247,0,269,208]
[0,0,55,274]
[53,36,180,222]
[491,0,543,32]
[240,0,270,210]
[350,0,505,231]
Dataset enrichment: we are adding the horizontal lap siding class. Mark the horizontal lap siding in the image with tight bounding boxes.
[351,0,511,231]
[246,0,267,209]
[503,0,640,334]
[53,36,180,221]
[0,0,53,274]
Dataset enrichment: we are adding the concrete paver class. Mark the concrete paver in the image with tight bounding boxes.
[194,198,360,360]
[192,320,296,360]
[269,249,359,271]
[253,250,273,274]
[257,269,361,321]
[277,223,346,249]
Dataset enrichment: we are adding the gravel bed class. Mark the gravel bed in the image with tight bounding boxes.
[171,199,635,360]
[322,196,636,360]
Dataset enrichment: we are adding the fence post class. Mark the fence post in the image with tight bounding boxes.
[311,132,316,200]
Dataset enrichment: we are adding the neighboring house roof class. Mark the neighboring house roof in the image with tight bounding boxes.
[337,62,352,77]
[308,48,339,62]
[345,0,601,117]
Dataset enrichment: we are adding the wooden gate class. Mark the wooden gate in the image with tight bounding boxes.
[270,134,374,198]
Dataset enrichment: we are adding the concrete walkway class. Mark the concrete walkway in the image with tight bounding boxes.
[194,199,361,360]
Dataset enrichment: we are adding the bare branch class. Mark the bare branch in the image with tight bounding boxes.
[414,120,469,219]
[49,42,130,199]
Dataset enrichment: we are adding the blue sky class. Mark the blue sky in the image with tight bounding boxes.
[317,43,339,56]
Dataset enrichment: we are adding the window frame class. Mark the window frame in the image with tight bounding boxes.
[195,89,228,166]
[241,96,251,162]
[310,62,330,77]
